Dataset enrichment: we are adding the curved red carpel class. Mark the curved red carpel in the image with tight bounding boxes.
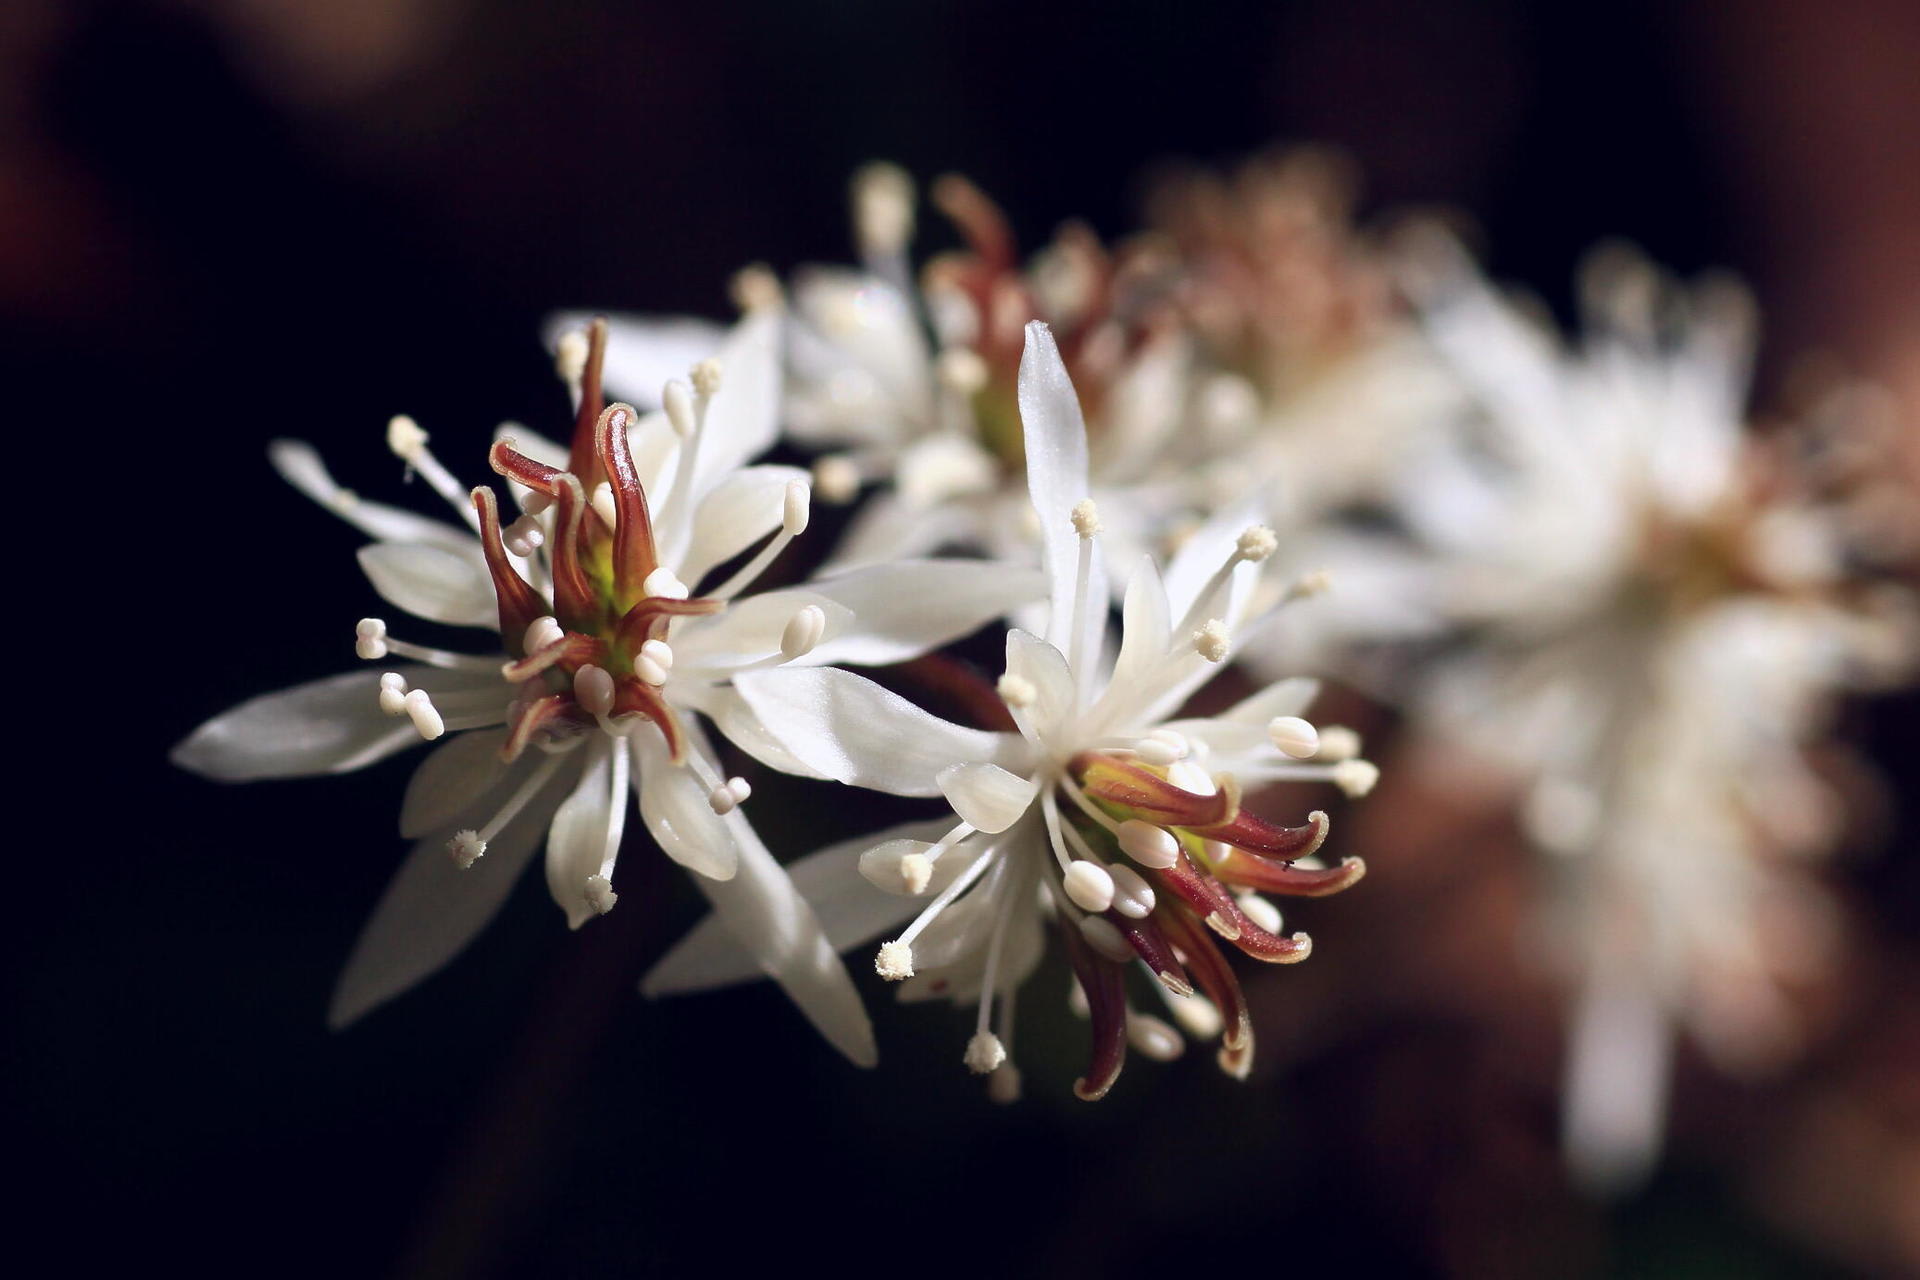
[566,316,608,488]
[501,692,579,762]
[1153,849,1243,939]
[1072,752,1235,828]
[612,675,683,762]
[613,594,724,652]
[546,475,599,633]
[1210,848,1365,899]
[489,439,564,498]
[1188,806,1328,860]
[472,487,549,654]
[931,173,1017,282]
[1107,909,1194,997]
[500,632,607,684]
[1057,907,1129,1103]
[593,403,659,608]
[1157,902,1253,1077]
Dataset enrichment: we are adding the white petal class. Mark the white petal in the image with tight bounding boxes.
[798,560,1047,667]
[1159,677,1324,763]
[171,666,487,781]
[653,810,878,1066]
[642,815,948,992]
[1162,497,1264,623]
[692,308,782,499]
[735,667,1025,797]
[1094,554,1170,722]
[937,762,1037,834]
[1016,321,1093,646]
[356,541,497,629]
[684,684,829,780]
[678,464,809,588]
[561,311,728,409]
[399,728,510,837]
[670,591,853,674]
[1004,629,1074,740]
[1222,676,1322,725]
[328,755,570,1027]
[823,491,981,571]
[633,731,739,879]
[544,743,615,928]
[269,440,472,550]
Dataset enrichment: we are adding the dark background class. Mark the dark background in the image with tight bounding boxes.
[11,1,1919,1276]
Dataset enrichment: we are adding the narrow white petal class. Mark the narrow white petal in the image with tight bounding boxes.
[1162,497,1264,623]
[937,762,1037,834]
[356,541,497,629]
[1092,554,1171,726]
[671,591,853,673]
[823,491,980,571]
[399,728,510,837]
[328,755,571,1027]
[798,561,1048,668]
[735,667,1026,797]
[1221,676,1322,725]
[544,744,614,928]
[684,684,829,780]
[559,311,727,409]
[269,440,475,551]
[693,308,782,498]
[1017,321,1094,650]
[1004,629,1075,739]
[678,464,809,587]
[633,732,739,879]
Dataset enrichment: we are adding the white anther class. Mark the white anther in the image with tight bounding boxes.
[964,1031,1007,1075]
[386,414,428,462]
[643,567,689,600]
[1291,568,1333,598]
[997,673,1037,708]
[812,455,861,504]
[1108,864,1156,918]
[639,638,673,672]
[1166,759,1217,797]
[522,491,554,517]
[1164,989,1224,1040]
[1235,525,1278,562]
[691,358,723,399]
[1117,820,1179,870]
[1067,978,1091,1019]
[663,380,696,438]
[853,160,915,259]
[378,672,409,716]
[523,616,564,654]
[1237,892,1282,935]
[447,829,486,869]
[988,1062,1023,1104]
[1070,498,1102,538]
[555,330,588,388]
[1062,860,1115,913]
[1134,728,1190,767]
[782,479,812,535]
[936,346,987,394]
[1127,1012,1185,1062]
[1078,914,1135,963]
[780,604,828,659]
[1268,715,1320,760]
[1315,725,1362,762]
[402,689,444,740]
[1193,619,1230,663]
[503,513,545,557]
[633,653,669,687]
[573,664,615,718]
[875,940,915,981]
[729,263,783,313]
[706,776,751,814]
[355,617,389,661]
[584,874,618,916]
[1333,759,1380,798]
[898,852,934,896]
[590,482,617,527]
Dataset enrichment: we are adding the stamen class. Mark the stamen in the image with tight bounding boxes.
[705,483,811,601]
[1067,498,1099,705]
[1236,892,1282,935]
[1126,1012,1185,1062]
[1077,914,1134,963]
[573,665,615,718]
[356,618,498,672]
[640,639,674,673]
[554,330,588,390]
[783,479,812,535]
[1108,864,1156,918]
[691,358,723,399]
[937,347,988,395]
[780,605,828,660]
[1315,725,1362,762]
[1062,860,1116,914]
[875,940,916,981]
[811,455,862,505]
[729,264,783,312]
[706,776,751,815]
[663,380,696,438]
[1071,499,1102,538]
[448,830,486,869]
[402,689,445,740]
[1268,716,1320,760]
[386,416,482,533]
[898,853,934,895]
[1133,728,1190,767]
[524,616,565,654]
[1235,525,1278,563]
[1193,619,1231,663]
[1333,760,1380,797]
[643,567,689,600]
[447,747,572,868]
[503,513,545,557]
[356,618,388,660]
[584,874,618,915]
[1117,819,1179,869]
[1289,569,1333,599]
[378,672,408,716]
[997,673,1037,708]
[964,1031,1006,1075]
[853,160,915,263]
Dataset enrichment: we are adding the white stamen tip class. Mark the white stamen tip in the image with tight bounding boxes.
[899,852,933,896]
[378,672,409,716]
[936,346,988,394]
[853,160,915,259]
[1268,716,1320,759]
[781,605,828,660]
[812,455,861,504]
[1237,892,1282,936]
[1135,728,1190,767]
[355,617,389,661]
[663,380,696,438]
[997,673,1037,708]
[1078,914,1135,963]
[1062,860,1116,914]
[782,479,812,535]
[555,331,588,388]
[1167,759,1217,796]
[1127,1012,1185,1062]
[1315,725,1362,762]
[643,567,689,600]
[523,616,564,654]
[691,358,723,399]
[1292,569,1334,598]
[633,654,670,687]
[1109,864,1157,918]
[503,513,545,557]
[729,263,783,313]
[964,1031,1007,1075]
[584,874,618,916]
[447,830,486,869]
[1193,619,1231,663]
[706,776,751,815]
[590,482,617,527]
[1333,759,1380,798]
[875,940,915,981]
[402,689,444,740]
[1235,525,1278,562]
[1165,989,1224,1040]
[573,664,615,718]
[385,414,428,462]
[1117,820,1179,870]
[1070,498,1102,538]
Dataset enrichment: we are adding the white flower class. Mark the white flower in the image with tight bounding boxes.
[649,321,1370,1099]
[173,309,1043,1062]
[1392,231,1916,1188]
